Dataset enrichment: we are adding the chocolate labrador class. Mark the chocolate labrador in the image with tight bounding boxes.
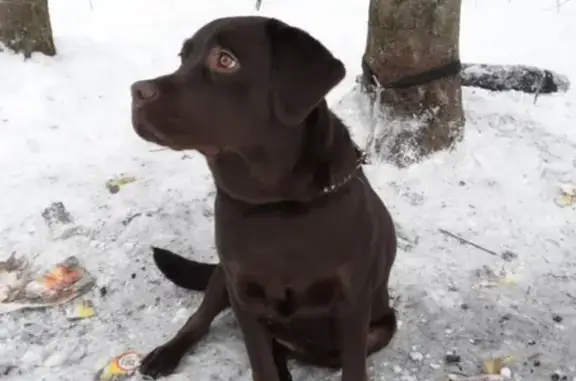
[130,16,398,381]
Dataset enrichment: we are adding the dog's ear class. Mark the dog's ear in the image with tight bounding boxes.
[266,19,346,126]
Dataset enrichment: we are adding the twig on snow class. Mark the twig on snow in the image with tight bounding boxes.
[448,374,503,381]
[543,0,573,11]
[438,229,499,257]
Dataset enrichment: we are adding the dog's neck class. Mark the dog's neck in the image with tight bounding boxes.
[206,101,361,205]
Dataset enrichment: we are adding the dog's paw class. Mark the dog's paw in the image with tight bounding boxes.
[139,344,184,379]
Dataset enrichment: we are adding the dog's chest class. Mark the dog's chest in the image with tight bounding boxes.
[214,200,369,271]
[214,191,373,317]
[226,260,349,319]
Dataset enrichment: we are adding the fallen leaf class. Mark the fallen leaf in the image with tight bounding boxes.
[483,358,502,374]
[483,357,513,375]
[105,176,136,194]
[555,184,576,207]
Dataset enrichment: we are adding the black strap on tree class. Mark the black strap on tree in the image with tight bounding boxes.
[362,58,462,89]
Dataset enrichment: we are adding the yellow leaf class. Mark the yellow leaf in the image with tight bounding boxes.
[483,358,502,374]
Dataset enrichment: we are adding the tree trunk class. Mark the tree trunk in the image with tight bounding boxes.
[0,0,56,58]
[362,0,464,167]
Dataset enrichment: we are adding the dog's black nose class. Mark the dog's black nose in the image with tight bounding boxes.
[131,80,158,106]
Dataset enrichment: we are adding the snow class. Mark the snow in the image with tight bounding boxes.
[0,0,575,380]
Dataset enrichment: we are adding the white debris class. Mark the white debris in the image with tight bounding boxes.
[500,367,512,379]
[410,351,424,362]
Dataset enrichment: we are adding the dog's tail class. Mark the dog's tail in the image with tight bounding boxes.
[152,247,217,291]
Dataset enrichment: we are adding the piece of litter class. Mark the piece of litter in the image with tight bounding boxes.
[0,256,95,315]
[65,299,95,320]
[554,184,576,207]
[94,351,141,381]
[106,176,136,194]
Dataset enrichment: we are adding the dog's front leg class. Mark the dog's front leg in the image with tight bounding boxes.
[229,295,281,381]
[140,265,229,379]
[338,290,371,381]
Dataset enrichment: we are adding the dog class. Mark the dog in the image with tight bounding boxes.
[130,16,398,381]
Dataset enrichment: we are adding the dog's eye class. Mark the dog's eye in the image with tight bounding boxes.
[207,48,240,73]
[218,52,237,69]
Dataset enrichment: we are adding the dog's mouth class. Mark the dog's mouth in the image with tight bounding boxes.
[132,109,220,156]
[132,111,168,144]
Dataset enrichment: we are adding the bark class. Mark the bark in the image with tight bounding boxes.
[0,0,56,58]
[362,0,464,167]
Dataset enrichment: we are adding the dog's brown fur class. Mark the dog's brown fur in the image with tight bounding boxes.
[131,16,398,381]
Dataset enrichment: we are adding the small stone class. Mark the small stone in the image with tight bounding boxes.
[528,340,537,345]
[107,184,120,194]
[552,373,560,381]
[534,360,541,367]
[131,273,136,279]
[460,303,469,310]
[410,352,424,362]
[99,286,107,297]
[41,201,73,225]
[445,354,461,364]
[553,315,563,323]
[501,250,518,261]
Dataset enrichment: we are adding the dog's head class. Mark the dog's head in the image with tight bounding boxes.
[130,16,345,154]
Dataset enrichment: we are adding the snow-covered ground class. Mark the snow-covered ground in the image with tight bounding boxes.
[1,0,575,380]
